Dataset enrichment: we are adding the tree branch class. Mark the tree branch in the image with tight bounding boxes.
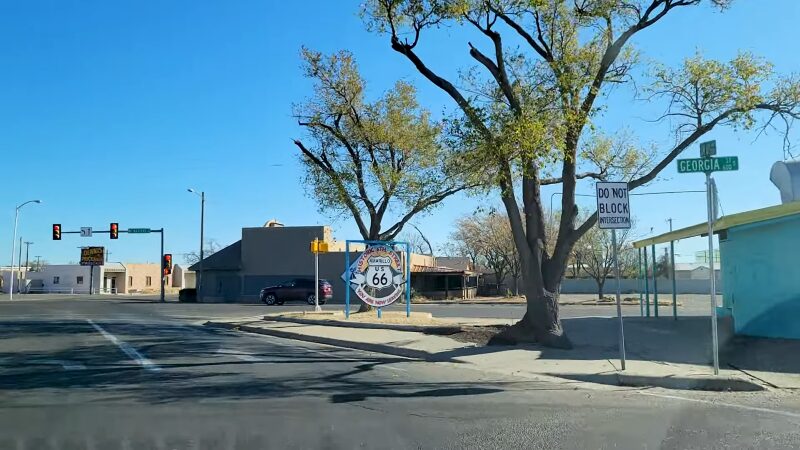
[294,139,370,238]
[298,120,378,217]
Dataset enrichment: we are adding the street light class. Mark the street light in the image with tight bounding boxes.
[9,200,41,300]
[187,188,205,302]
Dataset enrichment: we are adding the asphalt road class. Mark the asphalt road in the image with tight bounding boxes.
[0,296,798,449]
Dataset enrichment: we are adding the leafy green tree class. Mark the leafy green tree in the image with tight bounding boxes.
[363,0,800,347]
[293,48,475,242]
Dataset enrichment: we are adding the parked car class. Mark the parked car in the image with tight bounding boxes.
[260,278,333,305]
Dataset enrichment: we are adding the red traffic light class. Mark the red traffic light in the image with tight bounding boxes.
[110,222,119,239]
[52,224,61,240]
[162,253,173,275]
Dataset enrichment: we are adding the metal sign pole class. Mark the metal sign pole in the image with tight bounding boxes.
[314,244,321,312]
[637,248,644,317]
[644,251,650,317]
[671,239,678,320]
[595,181,631,372]
[706,172,720,375]
[89,264,94,295]
[345,241,351,319]
[160,229,165,303]
[611,229,626,370]
[405,242,411,318]
[652,245,659,317]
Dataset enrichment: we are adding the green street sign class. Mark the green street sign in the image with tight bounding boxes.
[700,140,717,158]
[677,156,739,174]
[128,228,151,234]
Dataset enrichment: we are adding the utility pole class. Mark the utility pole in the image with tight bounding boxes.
[34,256,41,272]
[668,218,677,320]
[187,189,205,302]
[9,199,41,300]
[17,237,22,293]
[23,241,32,293]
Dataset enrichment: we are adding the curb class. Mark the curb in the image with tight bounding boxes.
[205,321,434,360]
[264,315,463,335]
[617,373,765,392]
[206,321,767,392]
[414,301,525,306]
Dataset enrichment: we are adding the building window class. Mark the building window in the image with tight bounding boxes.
[76,276,83,285]
[53,276,60,284]
[146,276,152,287]
[128,276,133,286]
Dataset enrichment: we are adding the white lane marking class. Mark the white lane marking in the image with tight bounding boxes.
[640,391,800,420]
[376,365,407,372]
[35,360,86,370]
[87,319,161,372]
[215,349,263,362]
[61,363,87,370]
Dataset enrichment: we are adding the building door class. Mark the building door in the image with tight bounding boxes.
[111,277,117,293]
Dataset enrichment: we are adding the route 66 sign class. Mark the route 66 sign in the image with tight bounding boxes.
[348,244,406,307]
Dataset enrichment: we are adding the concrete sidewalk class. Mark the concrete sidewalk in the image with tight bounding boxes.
[206,314,800,392]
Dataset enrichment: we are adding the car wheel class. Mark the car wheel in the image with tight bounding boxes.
[264,293,277,305]
[307,294,316,305]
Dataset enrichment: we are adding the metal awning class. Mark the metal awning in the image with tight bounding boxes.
[102,263,126,273]
[633,201,800,248]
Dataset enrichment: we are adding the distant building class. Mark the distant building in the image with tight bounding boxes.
[673,263,721,281]
[20,262,193,294]
[190,224,479,302]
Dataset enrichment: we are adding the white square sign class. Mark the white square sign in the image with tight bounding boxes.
[80,227,93,237]
[596,182,631,229]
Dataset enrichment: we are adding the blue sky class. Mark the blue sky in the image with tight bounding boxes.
[1,1,798,266]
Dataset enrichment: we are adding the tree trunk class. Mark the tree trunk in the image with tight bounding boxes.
[597,280,604,299]
[489,266,572,349]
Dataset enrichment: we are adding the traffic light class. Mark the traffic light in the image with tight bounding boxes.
[110,222,119,239]
[162,253,173,275]
[52,224,61,240]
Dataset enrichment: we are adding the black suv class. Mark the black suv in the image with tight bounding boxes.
[260,278,333,305]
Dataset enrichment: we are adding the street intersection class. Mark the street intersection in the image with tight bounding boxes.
[0,296,798,449]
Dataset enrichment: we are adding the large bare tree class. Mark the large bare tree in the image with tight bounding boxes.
[579,226,634,299]
[364,0,800,347]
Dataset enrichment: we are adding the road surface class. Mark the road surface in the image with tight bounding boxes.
[0,296,797,449]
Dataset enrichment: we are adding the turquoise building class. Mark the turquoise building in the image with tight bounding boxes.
[717,204,800,338]
[635,201,800,340]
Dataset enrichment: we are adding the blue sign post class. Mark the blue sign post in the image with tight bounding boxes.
[343,240,411,319]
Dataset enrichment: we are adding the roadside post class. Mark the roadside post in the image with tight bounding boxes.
[644,248,650,317]
[310,238,328,312]
[668,219,677,320]
[676,140,738,375]
[652,244,658,317]
[637,248,644,317]
[596,181,630,371]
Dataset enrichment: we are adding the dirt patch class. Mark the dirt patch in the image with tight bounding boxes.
[268,311,451,327]
[446,325,510,346]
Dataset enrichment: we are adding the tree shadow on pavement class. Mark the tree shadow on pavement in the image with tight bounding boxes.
[0,319,520,406]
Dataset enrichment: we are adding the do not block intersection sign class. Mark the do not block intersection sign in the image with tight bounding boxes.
[595,182,631,229]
